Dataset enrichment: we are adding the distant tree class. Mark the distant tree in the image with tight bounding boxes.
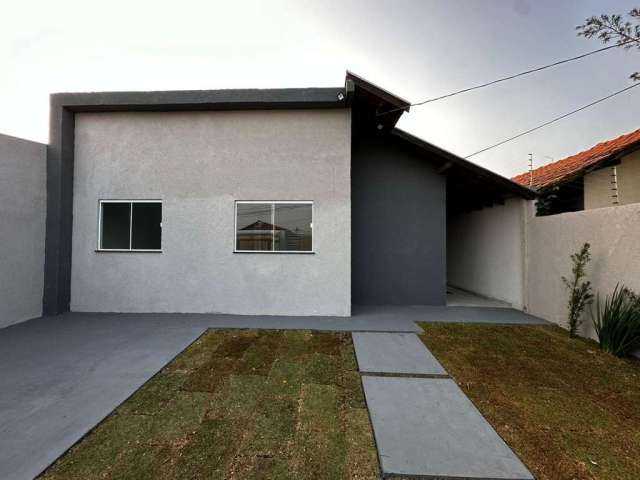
[577,8,640,80]
[535,188,558,216]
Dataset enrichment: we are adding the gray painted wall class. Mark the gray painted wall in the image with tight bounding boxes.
[0,134,46,328]
[351,133,446,305]
[71,110,351,316]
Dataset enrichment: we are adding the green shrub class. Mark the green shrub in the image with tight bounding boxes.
[562,243,593,337]
[592,285,640,357]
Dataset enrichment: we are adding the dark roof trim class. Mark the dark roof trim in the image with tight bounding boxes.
[392,128,537,200]
[51,87,347,112]
[345,71,411,112]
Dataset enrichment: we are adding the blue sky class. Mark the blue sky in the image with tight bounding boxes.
[1,0,638,177]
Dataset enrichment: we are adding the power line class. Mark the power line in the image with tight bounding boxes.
[465,82,640,159]
[377,40,634,116]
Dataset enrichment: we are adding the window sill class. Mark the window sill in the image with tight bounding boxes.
[95,249,163,253]
[233,251,315,254]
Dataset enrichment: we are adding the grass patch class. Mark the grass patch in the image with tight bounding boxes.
[40,330,378,480]
[420,323,640,480]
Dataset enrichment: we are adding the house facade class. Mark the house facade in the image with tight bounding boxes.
[0,72,535,326]
[71,109,352,316]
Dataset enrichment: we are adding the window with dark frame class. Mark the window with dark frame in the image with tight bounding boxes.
[235,201,313,252]
[99,201,162,251]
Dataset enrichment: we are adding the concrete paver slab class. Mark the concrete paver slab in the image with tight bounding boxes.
[362,376,534,479]
[352,332,447,376]
[0,318,205,480]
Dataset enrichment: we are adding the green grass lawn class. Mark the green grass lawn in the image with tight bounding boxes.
[40,330,379,480]
[420,323,640,480]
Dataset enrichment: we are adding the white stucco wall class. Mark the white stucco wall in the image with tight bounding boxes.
[0,134,46,328]
[447,198,527,309]
[71,110,351,316]
[525,202,640,339]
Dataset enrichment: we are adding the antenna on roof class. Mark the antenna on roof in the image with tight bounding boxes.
[528,154,534,187]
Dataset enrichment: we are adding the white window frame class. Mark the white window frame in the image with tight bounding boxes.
[97,199,163,252]
[234,200,314,254]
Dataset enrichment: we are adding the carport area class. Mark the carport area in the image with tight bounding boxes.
[446,169,535,310]
[344,73,537,311]
[437,134,536,311]
[373,128,537,310]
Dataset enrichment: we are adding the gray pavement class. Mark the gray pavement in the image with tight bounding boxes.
[352,332,447,376]
[38,310,424,333]
[362,376,534,479]
[421,305,547,325]
[0,317,206,480]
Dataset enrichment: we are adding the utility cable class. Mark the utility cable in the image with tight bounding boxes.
[377,40,634,116]
[465,82,640,158]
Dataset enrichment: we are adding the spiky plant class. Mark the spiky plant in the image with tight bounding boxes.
[562,243,593,337]
[592,285,640,357]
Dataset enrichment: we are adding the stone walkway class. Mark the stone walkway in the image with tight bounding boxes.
[353,332,447,377]
[353,332,534,479]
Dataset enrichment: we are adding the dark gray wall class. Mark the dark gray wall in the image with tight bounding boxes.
[352,132,446,305]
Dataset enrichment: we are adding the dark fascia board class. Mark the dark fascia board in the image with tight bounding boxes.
[392,128,538,200]
[345,71,411,112]
[51,87,347,112]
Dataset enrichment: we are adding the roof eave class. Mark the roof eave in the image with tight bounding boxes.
[392,128,538,200]
[50,87,348,112]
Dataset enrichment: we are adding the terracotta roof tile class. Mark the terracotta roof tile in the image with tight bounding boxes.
[512,128,640,189]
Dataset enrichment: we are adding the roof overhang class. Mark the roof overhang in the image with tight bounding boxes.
[345,71,411,130]
[344,73,536,211]
[391,128,537,214]
[51,87,347,113]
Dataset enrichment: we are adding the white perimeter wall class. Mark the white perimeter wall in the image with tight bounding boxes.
[71,110,351,316]
[526,202,640,338]
[0,134,46,328]
[447,198,527,309]
[448,197,640,342]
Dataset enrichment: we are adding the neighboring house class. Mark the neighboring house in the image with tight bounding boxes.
[512,128,640,216]
[1,72,536,326]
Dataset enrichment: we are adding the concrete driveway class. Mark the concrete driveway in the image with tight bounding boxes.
[0,315,206,480]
